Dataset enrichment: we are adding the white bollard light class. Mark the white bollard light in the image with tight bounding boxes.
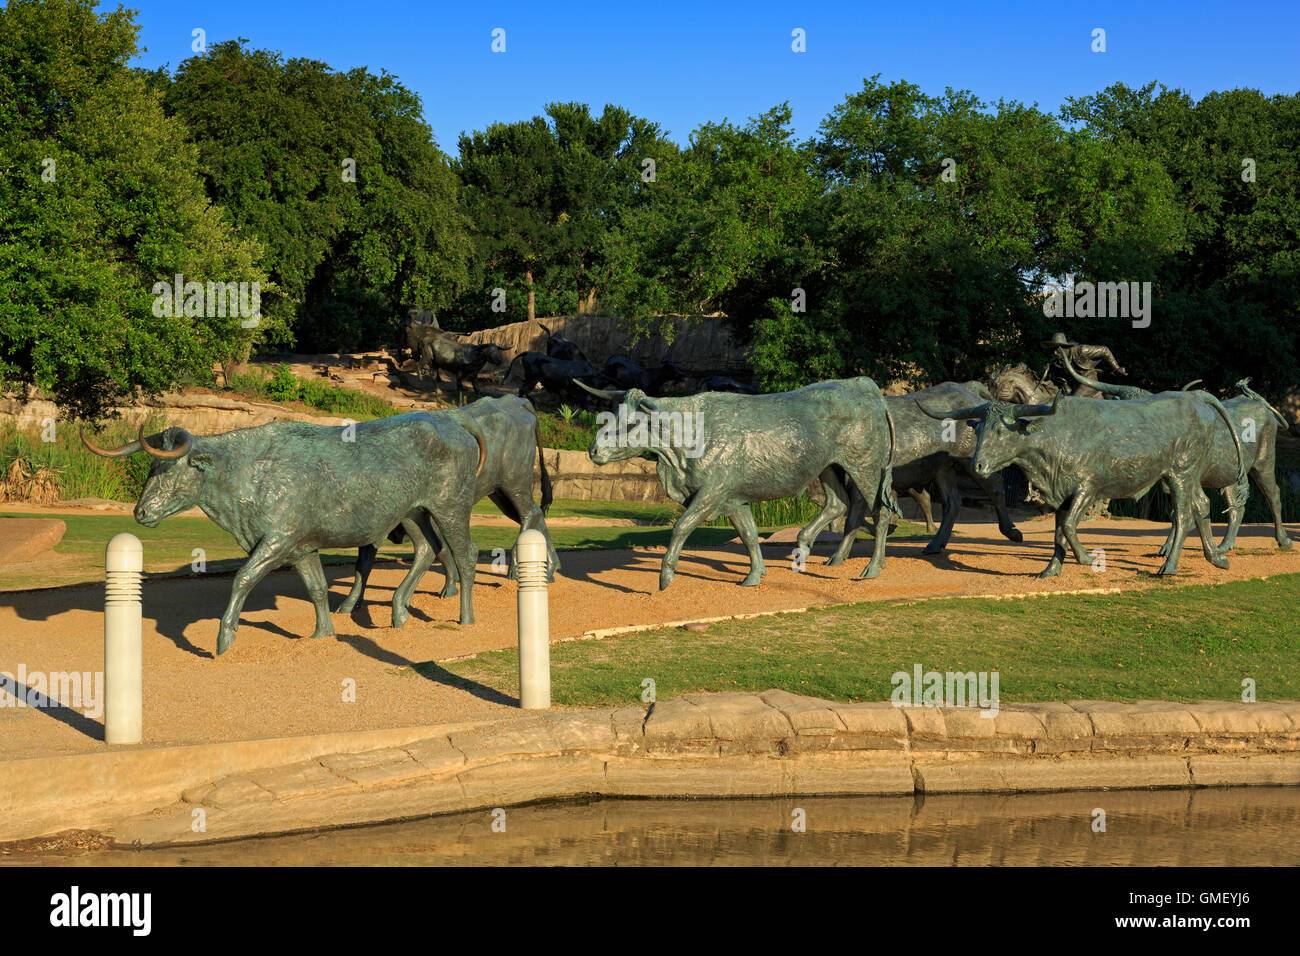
[104,532,143,745]
[515,529,550,709]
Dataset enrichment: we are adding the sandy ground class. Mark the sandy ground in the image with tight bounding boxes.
[2,516,1297,760]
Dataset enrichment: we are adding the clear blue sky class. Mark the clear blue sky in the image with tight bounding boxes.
[121,0,1300,149]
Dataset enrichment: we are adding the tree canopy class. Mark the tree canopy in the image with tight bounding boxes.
[0,0,264,418]
[2,1,1296,416]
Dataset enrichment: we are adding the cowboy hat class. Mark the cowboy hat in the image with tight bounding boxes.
[1040,331,1079,349]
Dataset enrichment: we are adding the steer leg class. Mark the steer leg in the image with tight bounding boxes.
[217,536,295,654]
[858,474,892,579]
[725,504,766,586]
[1253,469,1294,550]
[338,544,375,615]
[391,515,439,627]
[829,482,868,567]
[435,529,459,599]
[660,493,722,590]
[1039,507,1070,578]
[293,552,335,640]
[1189,484,1230,570]
[922,467,961,555]
[909,488,936,534]
[1156,480,1180,557]
[837,463,891,579]
[971,468,1023,543]
[1218,481,1246,552]
[1246,446,1293,550]
[797,468,849,560]
[1156,480,1195,575]
[426,510,476,625]
[1059,491,1098,571]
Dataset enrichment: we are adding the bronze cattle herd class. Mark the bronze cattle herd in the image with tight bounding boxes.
[81,330,1293,653]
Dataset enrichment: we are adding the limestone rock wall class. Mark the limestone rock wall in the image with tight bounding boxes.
[463,315,750,379]
[534,449,668,504]
[0,390,350,434]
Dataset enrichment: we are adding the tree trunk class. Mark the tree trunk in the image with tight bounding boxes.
[525,270,536,323]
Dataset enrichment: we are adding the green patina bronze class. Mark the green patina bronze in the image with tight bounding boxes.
[800,381,1025,561]
[346,395,560,608]
[1062,359,1292,555]
[579,376,898,587]
[82,413,485,654]
[918,390,1248,577]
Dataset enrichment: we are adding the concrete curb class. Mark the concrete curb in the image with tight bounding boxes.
[0,719,498,843]
[6,692,1293,848]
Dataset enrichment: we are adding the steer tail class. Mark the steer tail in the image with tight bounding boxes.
[458,418,486,475]
[1202,391,1248,500]
[529,401,553,514]
[874,382,902,518]
[1237,379,1290,429]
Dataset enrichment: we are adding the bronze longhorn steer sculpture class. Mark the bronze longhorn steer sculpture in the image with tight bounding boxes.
[537,323,589,363]
[918,391,1246,577]
[408,325,504,395]
[798,381,1025,559]
[83,413,485,654]
[578,377,899,587]
[1062,358,1292,555]
[345,395,561,610]
[504,352,613,406]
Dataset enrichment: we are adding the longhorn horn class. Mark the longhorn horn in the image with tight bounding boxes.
[575,380,628,402]
[139,425,193,460]
[80,428,141,458]
[1182,379,1203,391]
[1011,393,1061,418]
[914,401,988,421]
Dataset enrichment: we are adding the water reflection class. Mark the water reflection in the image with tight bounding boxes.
[15,787,1300,866]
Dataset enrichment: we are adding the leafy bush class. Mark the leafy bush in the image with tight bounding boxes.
[536,408,600,450]
[266,363,301,402]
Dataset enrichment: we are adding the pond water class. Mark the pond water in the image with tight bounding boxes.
[16,787,1300,866]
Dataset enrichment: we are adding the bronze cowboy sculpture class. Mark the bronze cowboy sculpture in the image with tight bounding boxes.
[1042,332,1127,398]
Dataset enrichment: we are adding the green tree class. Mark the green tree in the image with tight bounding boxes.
[164,41,470,352]
[750,77,1188,392]
[606,104,822,343]
[0,0,265,419]
[455,103,670,328]
[1062,83,1299,396]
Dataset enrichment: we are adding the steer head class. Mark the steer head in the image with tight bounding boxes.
[576,381,661,465]
[82,425,212,527]
[917,394,1060,478]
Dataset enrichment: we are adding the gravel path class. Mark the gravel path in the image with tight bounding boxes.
[2,516,1296,759]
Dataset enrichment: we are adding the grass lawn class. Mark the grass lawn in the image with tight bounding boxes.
[438,573,1300,706]
[0,502,928,591]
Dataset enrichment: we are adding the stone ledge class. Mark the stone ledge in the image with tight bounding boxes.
[87,693,1300,848]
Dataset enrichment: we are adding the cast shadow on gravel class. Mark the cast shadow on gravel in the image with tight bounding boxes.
[6,680,104,742]
[335,632,515,706]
